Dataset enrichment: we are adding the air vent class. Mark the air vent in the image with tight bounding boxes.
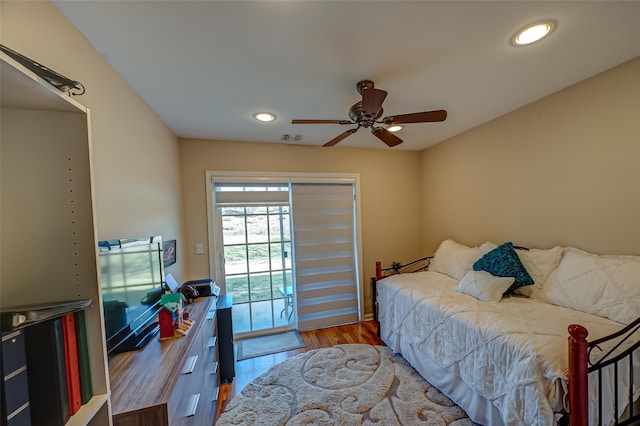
[281,134,303,142]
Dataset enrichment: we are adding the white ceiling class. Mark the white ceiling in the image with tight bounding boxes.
[53,1,640,151]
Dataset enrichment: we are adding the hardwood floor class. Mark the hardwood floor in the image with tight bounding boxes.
[218,320,384,413]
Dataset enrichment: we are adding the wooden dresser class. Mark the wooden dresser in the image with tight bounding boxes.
[109,297,221,425]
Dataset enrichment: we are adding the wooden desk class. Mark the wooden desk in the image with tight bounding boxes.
[108,297,220,426]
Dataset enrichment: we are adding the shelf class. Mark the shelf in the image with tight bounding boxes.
[0,52,86,112]
[65,394,110,426]
[0,299,92,331]
[1,51,110,425]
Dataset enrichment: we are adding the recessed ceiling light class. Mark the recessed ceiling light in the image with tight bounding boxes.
[254,112,276,122]
[511,20,556,46]
[387,125,403,133]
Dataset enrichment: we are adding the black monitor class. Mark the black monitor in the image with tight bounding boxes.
[98,236,165,354]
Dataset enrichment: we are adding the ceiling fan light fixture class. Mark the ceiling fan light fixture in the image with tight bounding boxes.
[254,112,276,122]
[511,20,555,46]
[291,80,447,147]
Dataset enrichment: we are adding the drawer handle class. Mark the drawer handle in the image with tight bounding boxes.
[210,361,219,375]
[181,355,198,375]
[184,393,200,417]
[1,330,21,342]
[208,336,217,348]
[5,365,27,381]
[212,387,219,402]
[7,402,29,421]
[206,310,216,321]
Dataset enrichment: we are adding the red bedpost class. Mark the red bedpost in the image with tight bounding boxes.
[568,324,589,426]
[376,261,382,281]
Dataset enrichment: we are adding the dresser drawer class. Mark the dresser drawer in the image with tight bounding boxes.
[6,405,31,426]
[2,330,31,424]
[168,346,209,422]
[167,378,219,424]
[170,362,219,426]
[2,330,27,374]
[167,302,220,425]
[3,369,30,421]
[195,308,216,354]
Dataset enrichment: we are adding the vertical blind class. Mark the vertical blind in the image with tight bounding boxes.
[291,183,359,331]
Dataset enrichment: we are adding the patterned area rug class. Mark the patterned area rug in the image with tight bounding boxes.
[218,343,472,425]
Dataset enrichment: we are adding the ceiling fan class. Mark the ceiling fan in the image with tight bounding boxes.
[291,80,447,147]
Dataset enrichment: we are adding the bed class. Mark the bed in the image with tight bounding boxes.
[375,240,640,425]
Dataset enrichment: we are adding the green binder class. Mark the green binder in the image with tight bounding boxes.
[75,310,93,404]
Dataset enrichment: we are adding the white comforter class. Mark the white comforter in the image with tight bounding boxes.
[377,271,637,426]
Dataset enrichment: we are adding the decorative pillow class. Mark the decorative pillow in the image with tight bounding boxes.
[429,239,488,280]
[514,246,563,297]
[473,242,534,295]
[455,271,515,302]
[543,247,640,325]
[479,241,498,253]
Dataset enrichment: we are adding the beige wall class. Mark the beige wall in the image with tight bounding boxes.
[4,1,637,319]
[1,1,186,279]
[179,139,423,314]
[421,57,640,256]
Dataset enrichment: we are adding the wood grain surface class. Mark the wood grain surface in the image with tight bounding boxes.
[108,297,215,420]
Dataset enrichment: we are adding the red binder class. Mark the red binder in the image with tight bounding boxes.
[62,313,82,415]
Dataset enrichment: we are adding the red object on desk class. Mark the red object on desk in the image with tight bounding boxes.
[158,309,175,339]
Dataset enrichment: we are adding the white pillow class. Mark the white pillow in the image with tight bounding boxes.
[543,247,640,325]
[455,271,515,302]
[479,241,498,253]
[514,246,563,297]
[429,239,489,280]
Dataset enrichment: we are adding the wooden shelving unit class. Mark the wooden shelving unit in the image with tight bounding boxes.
[1,52,111,424]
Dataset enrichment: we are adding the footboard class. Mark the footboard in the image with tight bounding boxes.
[568,318,640,425]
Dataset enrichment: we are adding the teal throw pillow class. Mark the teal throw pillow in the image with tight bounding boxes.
[473,242,534,295]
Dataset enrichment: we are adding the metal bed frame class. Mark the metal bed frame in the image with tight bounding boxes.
[568,317,640,425]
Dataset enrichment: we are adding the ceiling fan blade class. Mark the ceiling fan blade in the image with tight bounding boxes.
[372,128,403,147]
[292,119,354,125]
[362,88,387,116]
[384,109,447,125]
[323,128,358,147]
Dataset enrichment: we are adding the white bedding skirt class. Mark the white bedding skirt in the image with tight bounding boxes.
[381,325,505,425]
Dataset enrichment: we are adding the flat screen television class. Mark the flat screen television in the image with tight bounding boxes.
[98,236,166,354]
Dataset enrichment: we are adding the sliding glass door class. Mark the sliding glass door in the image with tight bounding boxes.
[208,173,363,338]
[221,204,293,333]
[212,182,293,336]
